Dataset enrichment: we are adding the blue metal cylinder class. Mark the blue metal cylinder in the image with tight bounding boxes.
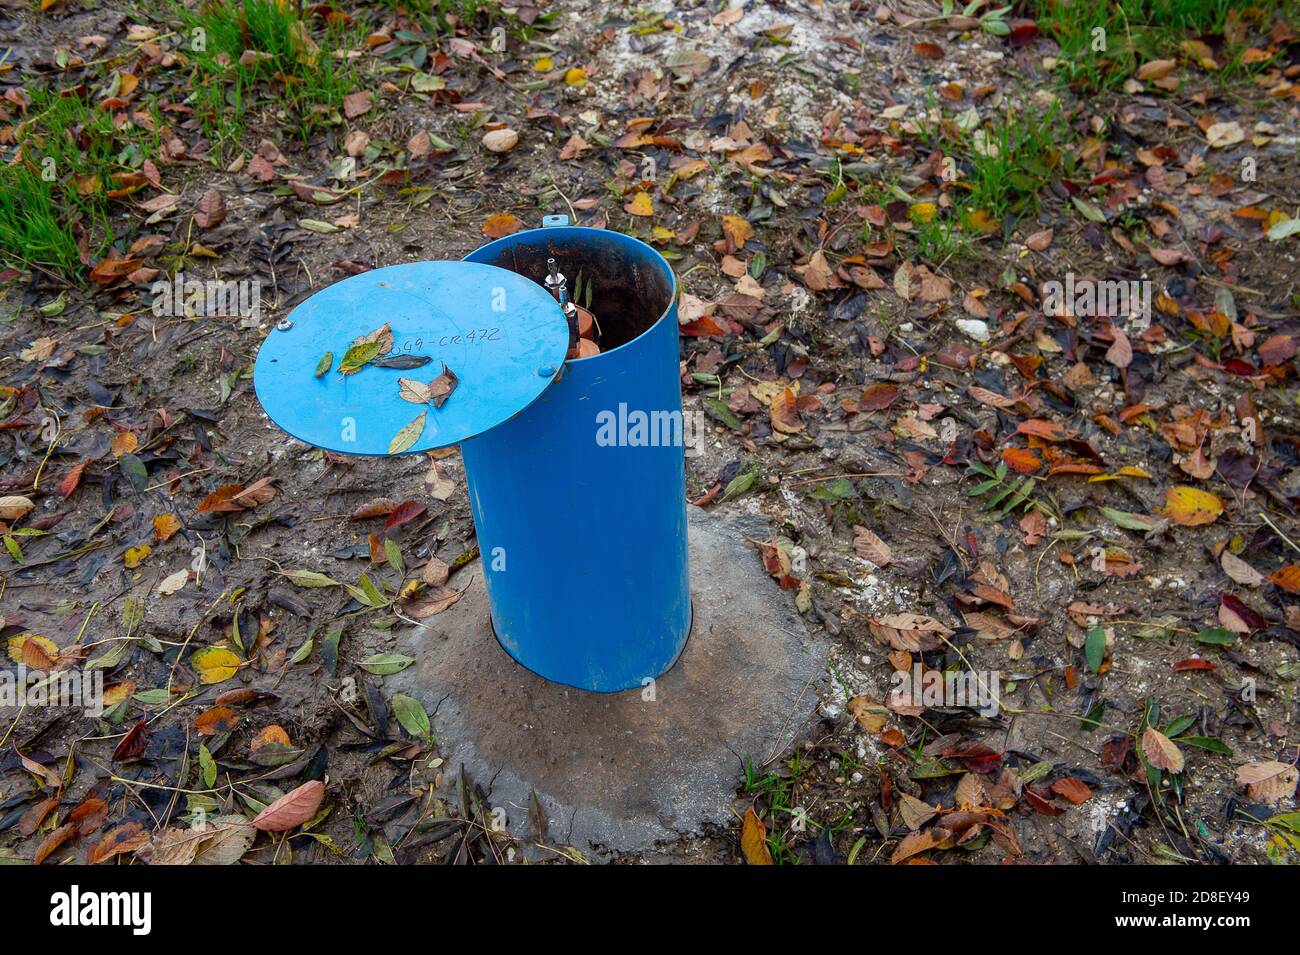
[461,220,690,692]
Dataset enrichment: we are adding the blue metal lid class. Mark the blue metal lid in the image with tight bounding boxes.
[253,261,569,456]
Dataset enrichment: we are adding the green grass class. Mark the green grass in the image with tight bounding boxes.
[1029,0,1290,92]
[376,0,503,33]
[913,214,977,263]
[961,104,1073,219]
[0,166,82,278]
[173,0,365,144]
[741,754,808,864]
[0,88,161,279]
[920,101,1075,225]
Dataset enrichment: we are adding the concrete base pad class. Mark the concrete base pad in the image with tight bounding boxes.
[388,508,828,854]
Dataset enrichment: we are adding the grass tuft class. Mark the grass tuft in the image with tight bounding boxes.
[0,88,160,279]
[173,0,364,143]
[1030,0,1290,92]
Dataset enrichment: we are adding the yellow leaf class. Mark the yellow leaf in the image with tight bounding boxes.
[110,431,138,457]
[674,159,709,180]
[124,544,152,568]
[721,214,755,249]
[624,192,654,217]
[964,208,1000,234]
[7,633,59,666]
[191,646,240,684]
[846,695,888,733]
[1158,486,1224,526]
[740,806,773,865]
[102,681,135,706]
[153,514,182,542]
[910,202,938,224]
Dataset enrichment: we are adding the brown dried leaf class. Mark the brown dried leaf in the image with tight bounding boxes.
[34,823,77,865]
[88,822,150,864]
[1142,726,1185,773]
[852,526,892,567]
[251,779,325,831]
[194,188,226,229]
[1235,761,1298,805]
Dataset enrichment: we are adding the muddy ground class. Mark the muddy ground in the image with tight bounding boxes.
[1,0,1299,864]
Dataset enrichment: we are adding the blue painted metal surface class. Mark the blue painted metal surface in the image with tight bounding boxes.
[462,219,691,692]
[253,261,569,456]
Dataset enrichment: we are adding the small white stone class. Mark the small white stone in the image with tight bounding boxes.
[956,318,990,342]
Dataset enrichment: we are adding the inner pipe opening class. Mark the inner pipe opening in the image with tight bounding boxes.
[471,231,675,354]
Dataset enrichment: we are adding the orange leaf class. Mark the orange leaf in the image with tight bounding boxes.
[858,382,899,411]
[110,431,138,457]
[740,806,773,865]
[1001,448,1042,474]
[197,484,246,514]
[251,724,291,753]
[195,705,240,735]
[153,513,182,542]
[88,822,149,864]
[69,796,109,836]
[769,387,803,434]
[1016,419,1071,441]
[58,460,88,498]
[481,212,523,238]
[1050,776,1093,805]
[721,214,755,250]
[1267,564,1300,594]
[88,256,142,284]
[33,823,77,865]
[1047,461,1104,477]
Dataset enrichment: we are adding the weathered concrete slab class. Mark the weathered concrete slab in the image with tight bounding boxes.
[388,507,827,854]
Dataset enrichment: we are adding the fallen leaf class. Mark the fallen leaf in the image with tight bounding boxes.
[740,806,773,865]
[388,410,427,454]
[1142,726,1185,773]
[852,526,892,567]
[1235,761,1298,805]
[191,646,240,684]
[482,212,523,238]
[343,90,372,119]
[1159,486,1224,526]
[89,823,150,864]
[1205,121,1245,148]
[252,780,325,831]
[194,188,226,228]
